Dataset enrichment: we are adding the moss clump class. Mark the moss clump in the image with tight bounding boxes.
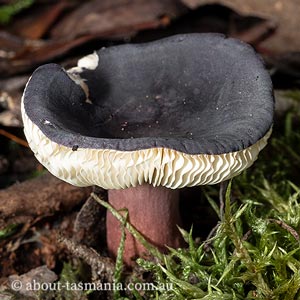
[138,181,300,299]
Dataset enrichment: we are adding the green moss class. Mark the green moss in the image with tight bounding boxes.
[136,180,300,299]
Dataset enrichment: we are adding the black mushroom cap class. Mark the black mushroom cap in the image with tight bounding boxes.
[22,33,274,189]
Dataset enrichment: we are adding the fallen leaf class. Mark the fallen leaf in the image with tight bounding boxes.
[8,2,72,40]
[50,0,183,40]
[180,0,300,53]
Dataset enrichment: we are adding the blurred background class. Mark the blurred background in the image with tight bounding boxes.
[1,0,300,138]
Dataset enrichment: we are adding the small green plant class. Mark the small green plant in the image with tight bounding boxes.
[0,224,19,241]
[0,0,34,24]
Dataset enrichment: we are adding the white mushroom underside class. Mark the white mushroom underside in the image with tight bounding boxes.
[22,100,271,189]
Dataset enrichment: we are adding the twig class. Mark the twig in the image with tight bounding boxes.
[0,128,28,147]
[269,219,300,241]
[58,234,115,282]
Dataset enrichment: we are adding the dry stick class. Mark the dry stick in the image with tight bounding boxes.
[269,219,300,241]
[91,193,165,263]
[58,234,115,282]
[0,172,91,229]
[0,128,29,147]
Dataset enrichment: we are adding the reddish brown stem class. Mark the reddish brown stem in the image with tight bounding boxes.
[107,184,184,266]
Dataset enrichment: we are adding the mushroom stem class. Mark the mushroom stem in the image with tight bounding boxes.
[107,184,184,266]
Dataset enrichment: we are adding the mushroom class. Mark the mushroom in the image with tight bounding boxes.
[21,33,274,266]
